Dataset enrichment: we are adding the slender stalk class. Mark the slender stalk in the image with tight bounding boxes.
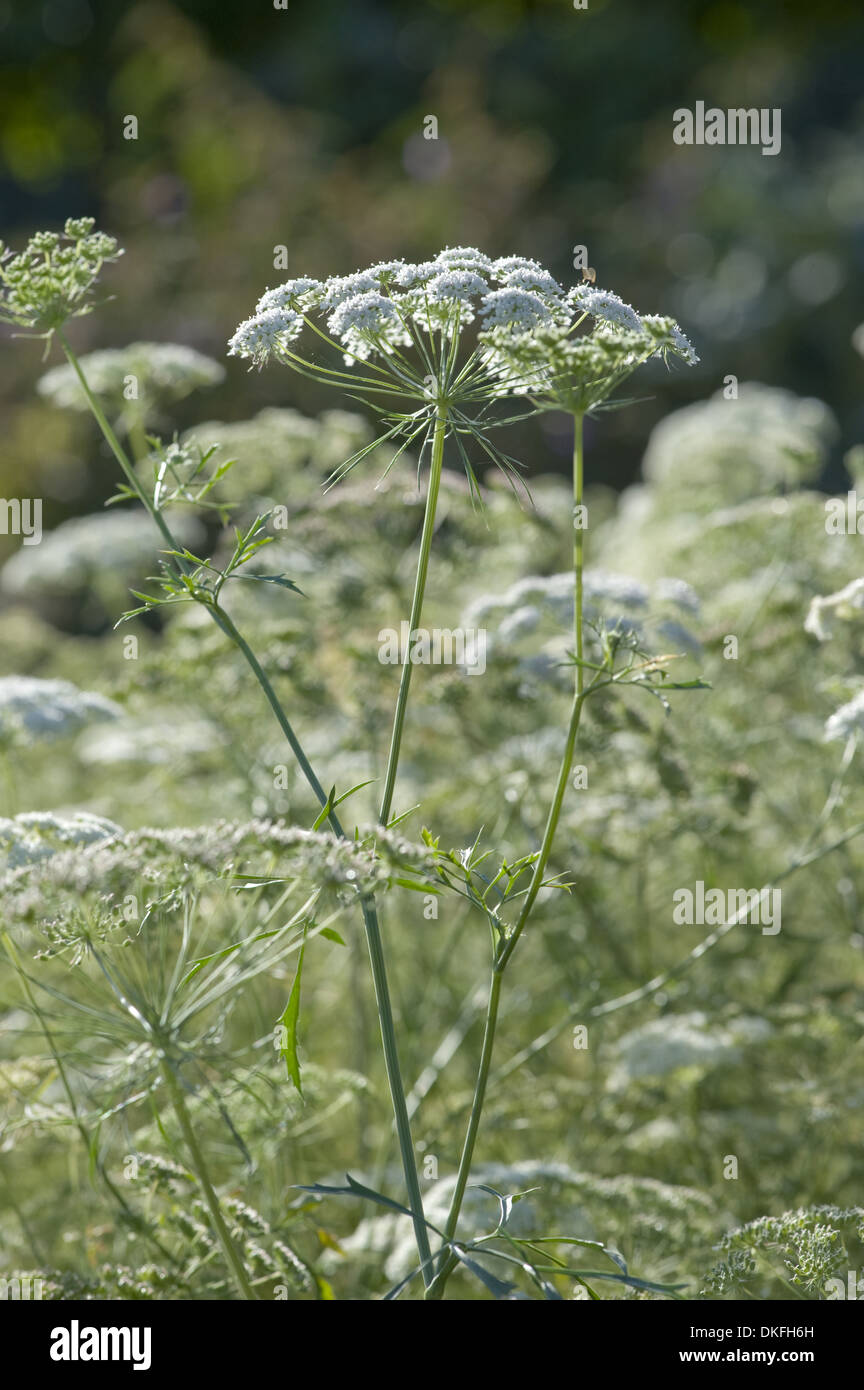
[57,330,176,554]
[212,624,433,1283]
[59,332,434,1287]
[573,410,584,696]
[438,971,501,1243]
[159,1058,257,1300]
[378,405,448,825]
[428,412,587,1298]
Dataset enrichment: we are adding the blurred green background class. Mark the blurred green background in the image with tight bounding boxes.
[1,0,863,560]
[3,0,864,1299]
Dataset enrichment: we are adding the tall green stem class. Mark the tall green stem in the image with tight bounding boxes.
[428,412,587,1299]
[58,331,176,554]
[159,1058,257,1300]
[378,406,447,825]
[59,332,433,1286]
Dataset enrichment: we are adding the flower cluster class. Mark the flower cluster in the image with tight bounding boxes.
[228,249,571,369]
[462,568,700,661]
[480,317,697,411]
[643,383,835,507]
[0,811,121,872]
[0,818,437,925]
[37,341,224,419]
[0,676,121,744]
[702,1205,864,1297]
[823,689,864,742]
[805,577,864,643]
[227,249,697,494]
[1,509,204,601]
[0,218,123,334]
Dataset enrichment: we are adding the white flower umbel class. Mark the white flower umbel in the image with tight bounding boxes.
[568,284,643,332]
[805,577,864,643]
[256,278,321,313]
[479,287,557,331]
[327,291,412,362]
[824,689,864,742]
[227,308,303,367]
[0,509,204,600]
[0,811,121,872]
[0,676,121,744]
[480,316,697,413]
[37,342,224,419]
[226,245,575,494]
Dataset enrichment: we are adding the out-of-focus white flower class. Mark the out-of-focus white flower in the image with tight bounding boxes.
[608,1012,770,1089]
[583,570,651,608]
[498,604,542,642]
[0,810,121,871]
[76,717,218,766]
[464,569,656,632]
[643,385,836,505]
[1,509,204,599]
[655,577,701,613]
[805,577,864,642]
[38,342,224,415]
[824,689,864,742]
[0,677,121,743]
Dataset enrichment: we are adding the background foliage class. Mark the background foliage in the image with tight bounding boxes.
[1,0,863,1300]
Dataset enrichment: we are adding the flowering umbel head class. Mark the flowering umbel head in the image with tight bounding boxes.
[0,218,123,337]
[227,250,571,372]
[227,250,575,490]
[227,248,697,487]
[479,293,698,416]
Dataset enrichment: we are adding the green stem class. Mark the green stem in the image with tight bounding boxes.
[58,330,176,554]
[213,608,433,1281]
[59,333,433,1288]
[159,1058,257,1300]
[428,413,587,1299]
[573,409,584,698]
[427,969,502,1297]
[378,405,447,826]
